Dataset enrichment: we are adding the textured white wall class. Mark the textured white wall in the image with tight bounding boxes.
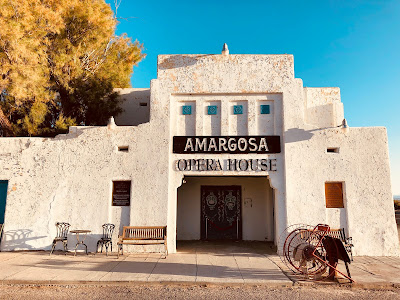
[176,101,196,136]
[161,55,292,251]
[304,87,344,128]
[0,52,397,257]
[284,127,399,256]
[229,101,248,136]
[160,53,398,256]
[114,88,150,126]
[0,82,171,253]
[173,94,280,137]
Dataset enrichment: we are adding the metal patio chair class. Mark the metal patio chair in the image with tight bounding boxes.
[96,223,115,256]
[50,222,71,255]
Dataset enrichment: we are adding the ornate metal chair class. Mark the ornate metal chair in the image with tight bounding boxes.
[96,223,115,256]
[50,222,71,255]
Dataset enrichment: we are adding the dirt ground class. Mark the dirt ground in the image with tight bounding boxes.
[0,284,399,300]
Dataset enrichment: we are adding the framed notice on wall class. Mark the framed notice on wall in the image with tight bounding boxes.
[112,181,131,206]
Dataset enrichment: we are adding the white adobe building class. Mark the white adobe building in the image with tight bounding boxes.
[0,46,398,256]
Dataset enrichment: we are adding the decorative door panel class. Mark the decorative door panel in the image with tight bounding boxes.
[201,185,242,240]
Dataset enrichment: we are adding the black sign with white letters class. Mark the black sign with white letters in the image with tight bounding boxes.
[173,136,281,154]
[112,181,131,206]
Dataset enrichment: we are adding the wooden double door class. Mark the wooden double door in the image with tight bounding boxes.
[200,185,242,240]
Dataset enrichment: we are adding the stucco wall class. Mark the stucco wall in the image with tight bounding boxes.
[157,54,295,94]
[284,126,399,256]
[159,53,398,255]
[304,87,344,128]
[114,88,150,126]
[0,82,171,253]
[156,54,296,250]
[173,94,280,136]
[0,52,397,257]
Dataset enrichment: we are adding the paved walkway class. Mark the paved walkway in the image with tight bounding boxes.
[0,241,399,288]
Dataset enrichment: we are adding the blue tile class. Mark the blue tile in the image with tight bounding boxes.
[233,105,243,115]
[182,105,192,115]
[208,105,217,115]
[260,105,270,114]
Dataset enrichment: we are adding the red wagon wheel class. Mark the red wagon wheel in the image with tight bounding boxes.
[278,224,354,282]
[279,225,328,278]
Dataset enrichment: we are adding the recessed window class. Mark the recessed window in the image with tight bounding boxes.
[207,105,218,115]
[233,105,243,115]
[140,102,148,106]
[260,105,270,114]
[182,105,192,115]
[327,147,339,153]
[118,146,129,152]
[325,182,344,208]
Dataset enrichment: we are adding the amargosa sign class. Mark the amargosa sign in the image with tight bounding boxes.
[173,136,281,154]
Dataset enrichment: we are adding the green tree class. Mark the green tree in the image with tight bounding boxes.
[0,0,144,136]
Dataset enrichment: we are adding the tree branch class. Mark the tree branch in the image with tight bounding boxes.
[0,106,12,135]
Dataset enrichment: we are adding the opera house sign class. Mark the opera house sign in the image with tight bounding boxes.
[173,136,280,172]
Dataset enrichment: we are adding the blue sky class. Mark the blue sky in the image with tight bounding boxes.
[108,0,400,195]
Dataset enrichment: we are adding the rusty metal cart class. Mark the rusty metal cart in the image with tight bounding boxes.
[279,224,354,283]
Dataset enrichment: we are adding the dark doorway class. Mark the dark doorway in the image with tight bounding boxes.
[0,181,8,224]
[200,185,242,240]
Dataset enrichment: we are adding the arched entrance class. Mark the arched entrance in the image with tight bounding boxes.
[177,176,275,243]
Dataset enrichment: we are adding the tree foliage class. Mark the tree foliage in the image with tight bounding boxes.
[0,0,145,136]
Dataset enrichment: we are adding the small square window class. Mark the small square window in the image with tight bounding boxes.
[208,105,217,115]
[327,147,339,153]
[260,105,270,114]
[118,146,129,152]
[233,105,243,115]
[182,105,192,115]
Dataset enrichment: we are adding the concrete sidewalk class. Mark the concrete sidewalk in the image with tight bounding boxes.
[0,242,399,288]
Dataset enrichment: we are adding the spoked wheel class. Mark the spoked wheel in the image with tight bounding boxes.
[278,225,328,279]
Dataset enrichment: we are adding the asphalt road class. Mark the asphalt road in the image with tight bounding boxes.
[1,284,400,300]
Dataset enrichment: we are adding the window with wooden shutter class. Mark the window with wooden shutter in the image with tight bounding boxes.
[325,182,344,208]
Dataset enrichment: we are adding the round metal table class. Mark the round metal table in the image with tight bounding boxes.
[70,230,91,255]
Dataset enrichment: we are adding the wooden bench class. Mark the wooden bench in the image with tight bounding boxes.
[117,226,167,258]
